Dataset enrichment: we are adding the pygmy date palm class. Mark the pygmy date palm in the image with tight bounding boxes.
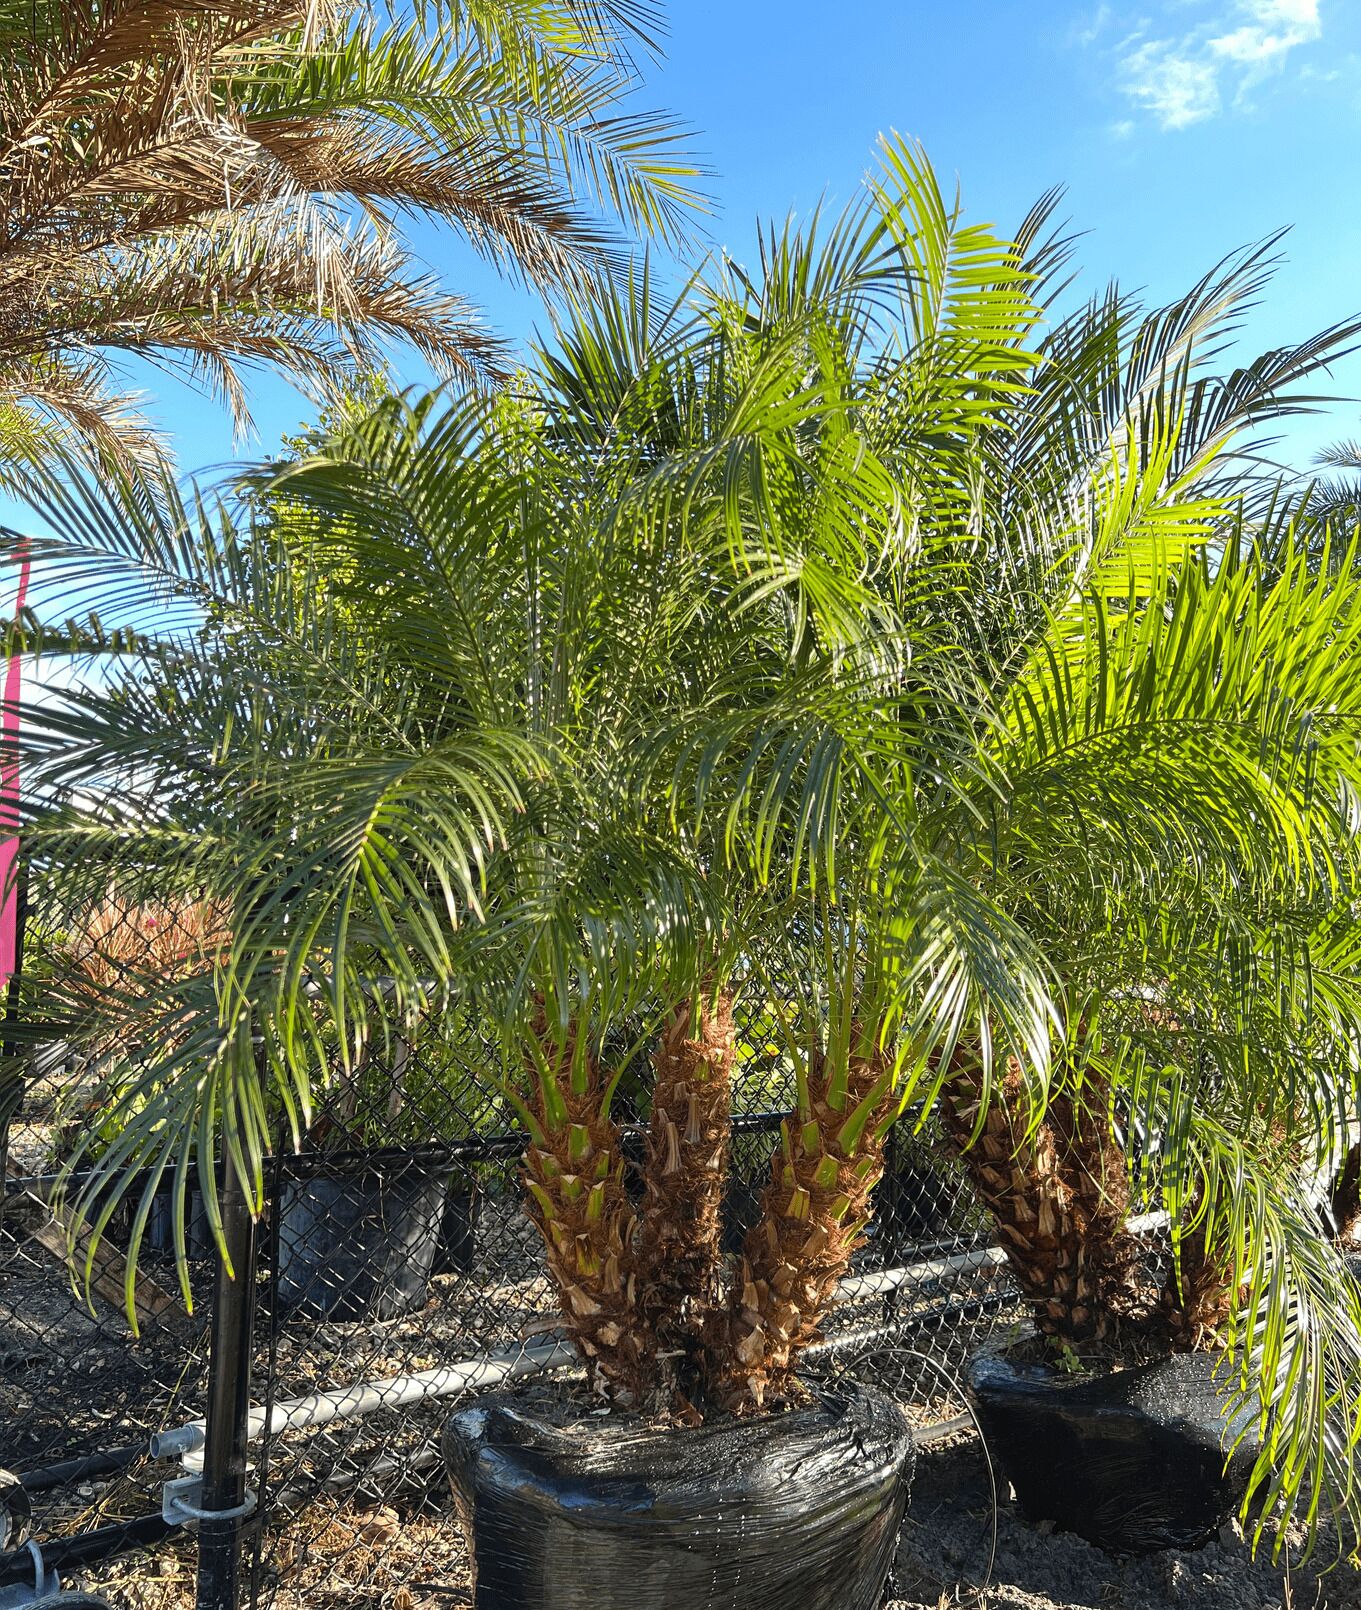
[12,140,1361,1547]
[0,0,703,471]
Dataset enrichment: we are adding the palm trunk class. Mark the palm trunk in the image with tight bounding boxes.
[941,1057,1119,1344]
[1329,1140,1361,1241]
[631,991,736,1407]
[1159,1215,1237,1352]
[715,1039,895,1412]
[522,1022,648,1401]
[1048,1082,1143,1324]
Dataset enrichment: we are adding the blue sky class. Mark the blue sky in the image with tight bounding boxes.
[121,0,1361,477]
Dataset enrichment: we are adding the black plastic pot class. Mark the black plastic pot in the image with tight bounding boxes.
[720,1176,765,1255]
[431,1184,479,1276]
[871,1159,946,1250]
[276,1153,454,1321]
[443,1382,914,1610]
[968,1350,1256,1554]
[619,1129,647,1203]
[146,1185,214,1262]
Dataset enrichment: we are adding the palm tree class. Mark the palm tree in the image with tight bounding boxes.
[0,0,703,471]
[13,139,1361,1545]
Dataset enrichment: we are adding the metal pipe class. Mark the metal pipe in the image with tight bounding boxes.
[154,1211,1170,1465]
[0,1514,177,1588]
[194,1159,259,1610]
[152,1340,579,1462]
[17,1447,145,1496]
[837,1245,1007,1300]
[154,1240,1015,1459]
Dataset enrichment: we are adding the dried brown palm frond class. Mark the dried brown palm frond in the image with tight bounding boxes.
[1,356,169,472]
[58,891,232,1002]
[0,0,704,472]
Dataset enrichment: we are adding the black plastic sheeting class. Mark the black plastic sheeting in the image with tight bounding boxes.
[442,1382,915,1610]
[26,1597,116,1609]
[969,1350,1257,1554]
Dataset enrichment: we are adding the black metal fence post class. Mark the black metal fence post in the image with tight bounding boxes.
[0,854,29,1235]
[195,1154,259,1610]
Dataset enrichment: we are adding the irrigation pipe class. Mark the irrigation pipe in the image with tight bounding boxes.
[155,1216,1163,1463]
[5,1222,1162,1583]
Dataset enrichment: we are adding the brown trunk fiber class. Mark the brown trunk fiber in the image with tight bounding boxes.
[632,992,736,1403]
[1159,1217,1237,1352]
[1048,1082,1143,1324]
[715,1040,895,1412]
[522,1023,648,1401]
[941,1057,1118,1344]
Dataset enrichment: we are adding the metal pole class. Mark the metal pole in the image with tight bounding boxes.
[881,1123,901,1325]
[0,854,28,1236]
[195,1154,258,1610]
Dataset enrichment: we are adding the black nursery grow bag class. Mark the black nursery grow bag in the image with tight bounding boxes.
[443,1381,914,1610]
[968,1350,1256,1554]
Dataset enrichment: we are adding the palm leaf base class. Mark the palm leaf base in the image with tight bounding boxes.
[523,1060,645,1400]
[942,1061,1119,1344]
[715,1050,894,1412]
[632,992,736,1402]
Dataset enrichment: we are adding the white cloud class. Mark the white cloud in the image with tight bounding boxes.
[1121,41,1223,128]
[1098,0,1324,131]
[1210,0,1320,65]
[1072,3,1114,48]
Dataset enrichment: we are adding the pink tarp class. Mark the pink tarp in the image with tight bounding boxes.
[0,547,29,991]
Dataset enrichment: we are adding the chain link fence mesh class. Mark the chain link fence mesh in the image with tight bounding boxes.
[1,894,1025,1609]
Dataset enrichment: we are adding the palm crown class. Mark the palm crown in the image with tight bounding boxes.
[12,137,1361,1543]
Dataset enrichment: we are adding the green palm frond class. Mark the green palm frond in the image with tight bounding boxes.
[13,144,1361,1538]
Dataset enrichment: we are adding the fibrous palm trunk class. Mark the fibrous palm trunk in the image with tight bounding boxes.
[631,991,736,1407]
[521,1023,646,1401]
[1159,1216,1237,1352]
[942,1057,1138,1344]
[1048,1083,1143,1323]
[716,1040,895,1411]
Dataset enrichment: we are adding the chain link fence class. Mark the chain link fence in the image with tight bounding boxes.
[0,894,1023,1610]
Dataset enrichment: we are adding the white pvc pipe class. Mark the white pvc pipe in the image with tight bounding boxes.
[837,1245,1007,1301]
[837,1210,1167,1301]
[151,1340,579,1461]
[152,1210,1170,1463]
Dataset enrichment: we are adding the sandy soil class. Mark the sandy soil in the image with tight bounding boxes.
[892,1435,1361,1610]
[62,1429,1361,1610]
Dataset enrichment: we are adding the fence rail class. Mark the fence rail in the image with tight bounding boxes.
[1,896,1020,1608]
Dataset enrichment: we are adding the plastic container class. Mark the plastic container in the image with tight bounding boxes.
[719,1177,765,1255]
[431,1184,479,1276]
[443,1381,914,1609]
[276,1152,454,1321]
[145,1185,214,1262]
[968,1349,1256,1553]
[872,1158,946,1249]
